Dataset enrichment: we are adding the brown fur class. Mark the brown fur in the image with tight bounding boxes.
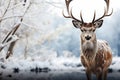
[81,40,112,80]
[79,22,112,80]
[72,21,112,80]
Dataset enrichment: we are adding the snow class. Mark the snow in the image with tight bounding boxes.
[0,53,120,71]
[0,55,120,80]
[110,57,120,71]
[0,50,80,70]
[0,0,120,80]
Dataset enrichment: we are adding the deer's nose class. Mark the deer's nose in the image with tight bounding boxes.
[85,35,91,40]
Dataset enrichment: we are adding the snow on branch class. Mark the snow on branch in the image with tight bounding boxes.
[0,0,12,19]
[0,0,28,23]
[0,23,20,52]
[0,0,33,59]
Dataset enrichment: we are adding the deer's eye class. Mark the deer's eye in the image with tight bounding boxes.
[81,29,87,32]
[81,29,84,32]
[93,29,95,32]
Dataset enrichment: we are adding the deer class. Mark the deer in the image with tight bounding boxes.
[62,0,113,80]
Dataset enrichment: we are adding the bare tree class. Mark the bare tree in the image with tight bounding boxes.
[0,0,31,59]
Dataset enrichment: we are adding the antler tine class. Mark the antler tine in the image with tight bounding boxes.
[62,10,71,18]
[105,8,113,16]
[94,0,113,22]
[104,0,109,12]
[92,11,96,23]
[80,12,84,23]
[94,8,107,22]
[70,8,81,22]
[63,0,83,23]
[104,0,113,17]
[62,0,72,18]
[65,0,72,13]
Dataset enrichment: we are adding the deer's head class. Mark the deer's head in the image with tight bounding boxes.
[63,0,113,43]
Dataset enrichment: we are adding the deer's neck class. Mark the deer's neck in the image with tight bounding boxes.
[81,38,97,61]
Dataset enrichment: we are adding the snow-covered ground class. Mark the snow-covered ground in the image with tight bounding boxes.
[0,55,120,80]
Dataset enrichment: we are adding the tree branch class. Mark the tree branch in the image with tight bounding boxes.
[6,41,17,59]
[0,0,12,22]
[1,16,22,21]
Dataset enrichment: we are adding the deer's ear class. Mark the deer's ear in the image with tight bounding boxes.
[72,20,82,28]
[94,20,103,28]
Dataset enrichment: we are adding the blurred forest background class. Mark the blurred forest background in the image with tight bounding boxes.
[0,0,120,62]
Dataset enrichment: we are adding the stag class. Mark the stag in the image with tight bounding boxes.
[63,0,113,80]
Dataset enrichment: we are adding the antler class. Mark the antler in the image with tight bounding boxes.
[62,0,84,23]
[92,0,113,23]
